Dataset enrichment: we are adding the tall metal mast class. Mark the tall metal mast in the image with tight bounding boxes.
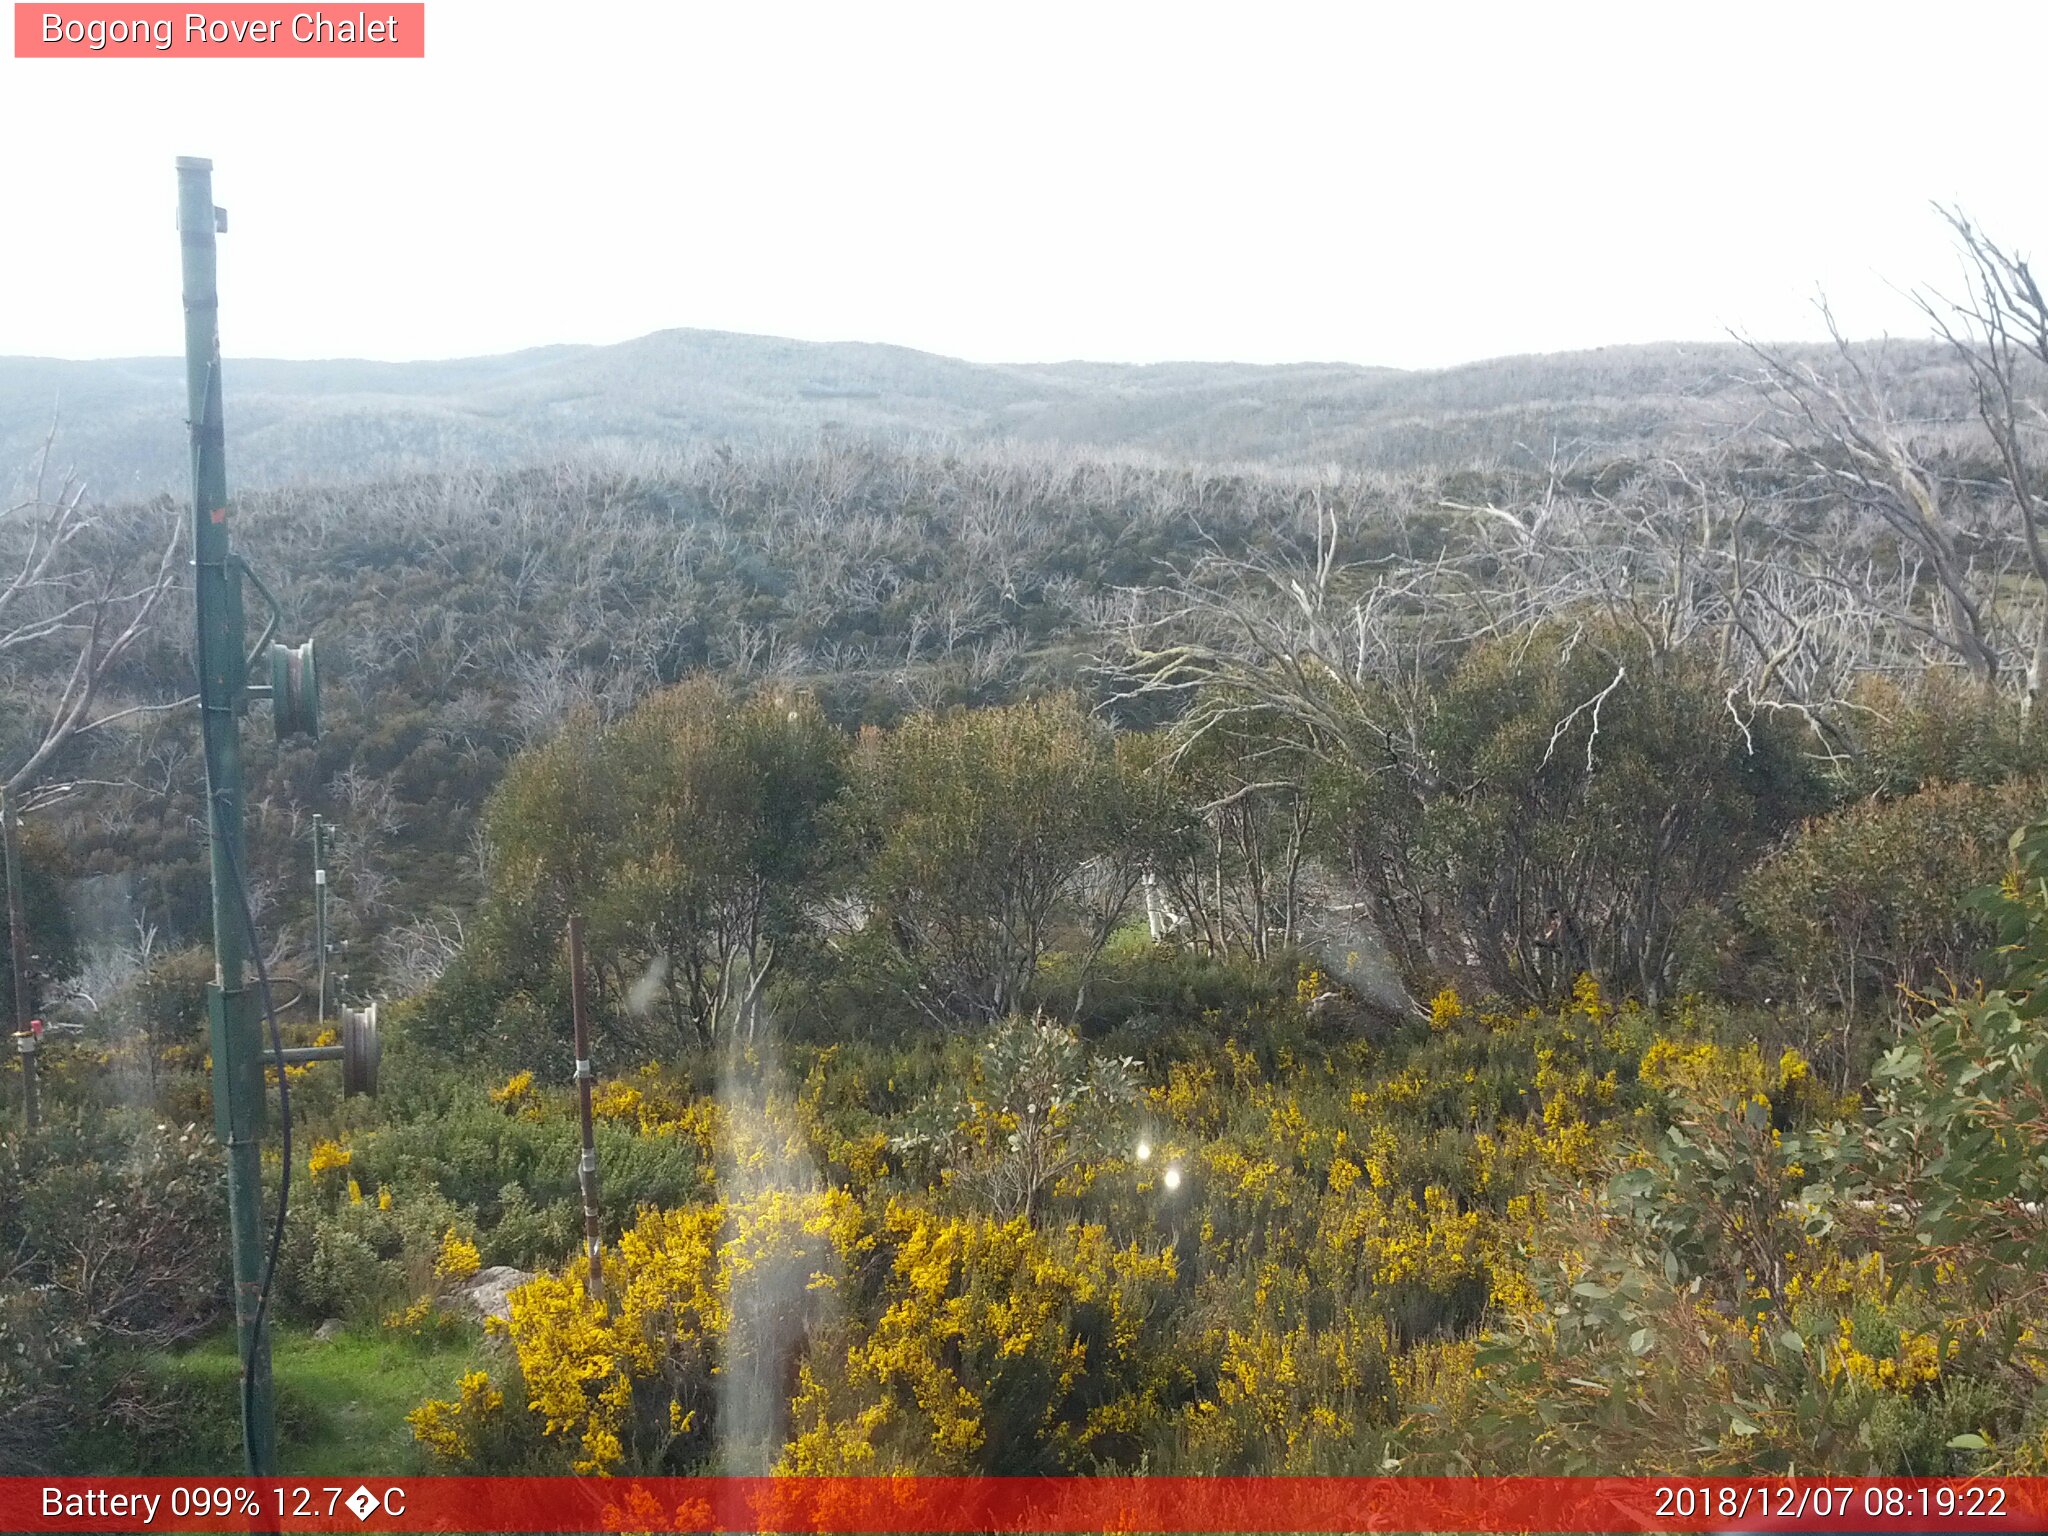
[178,153,278,1475]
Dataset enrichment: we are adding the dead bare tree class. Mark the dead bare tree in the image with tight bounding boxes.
[2,431,185,805]
[1109,493,1444,783]
[1103,454,1878,1000]
[1916,205,2048,719]
[375,911,467,995]
[1743,305,2009,694]
[1575,459,1890,761]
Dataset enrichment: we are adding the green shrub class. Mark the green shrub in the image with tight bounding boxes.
[1046,942,1298,1059]
[449,678,849,1059]
[342,1081,707,1225]
[1846,674,2048,795]
[481,1183,577,1269]
[1737,778,2043,1025]
[284,1219,403,1324]
[0,1283,92,1472]
[1325,623,1824,1007]
[1,1115,225,1342]
[278,1180,471,1323]
[0,1114,226,1470]
[839,694,1158,1021]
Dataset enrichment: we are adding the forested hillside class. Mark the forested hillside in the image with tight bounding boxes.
[8,216,2048,1483]
[0,329,1971,497]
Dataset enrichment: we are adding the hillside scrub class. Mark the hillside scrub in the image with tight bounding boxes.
[14,207,2048,1478]
[6,407,2040,1017]
[389,919,2048,1477]
[1,336,1973,498]
[421,650,1835,1077]
[15,605,2048,1476]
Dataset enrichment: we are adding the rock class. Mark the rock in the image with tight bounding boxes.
[452,1265,533,1323]
[313,1318,346,1342]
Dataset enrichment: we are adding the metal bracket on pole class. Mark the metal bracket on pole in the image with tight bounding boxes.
[268,640,319,737]
[261,1002,379,1097]
[339,1002,381,1097]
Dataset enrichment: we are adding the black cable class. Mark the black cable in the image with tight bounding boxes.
[219,830,290,1474]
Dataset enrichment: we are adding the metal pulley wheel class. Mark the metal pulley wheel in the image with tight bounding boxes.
[339,1001,380,1097]
[269,639,319,738]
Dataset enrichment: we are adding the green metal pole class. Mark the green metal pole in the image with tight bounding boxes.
[178,155,275,1475]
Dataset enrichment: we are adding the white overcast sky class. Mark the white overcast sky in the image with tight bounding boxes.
[2,0,2042,370]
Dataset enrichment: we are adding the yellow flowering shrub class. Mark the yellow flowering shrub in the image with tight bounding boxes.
[425,1189,870,1474]
[1326,1155,1361,1196]
[1150,1060,1224,1137]
[1178,1311,1396,1472]
[781,1202,1178,1474]
[1571,972,1607,1022]
[397,944,2048,1478]
[1429,986,1465,1033]
[1825,1312,1944,1393]
[435,1227,482,1282]
[1638,1036,1829,1123]
[489,1069,540,1117]
[589,1080,645,1122]
[409,1370,505,1464]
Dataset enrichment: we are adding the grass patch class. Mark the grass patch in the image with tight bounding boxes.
[72,1321,491,1476]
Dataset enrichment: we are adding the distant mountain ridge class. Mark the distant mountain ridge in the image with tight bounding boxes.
[0,327,1967,497]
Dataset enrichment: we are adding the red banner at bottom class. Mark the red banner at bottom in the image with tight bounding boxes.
[6,1476,2046,1534]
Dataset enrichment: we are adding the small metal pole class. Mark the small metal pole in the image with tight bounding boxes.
[2,787,38,1131]
[312,815,328,1030]
[567,914,605,1308]
[10,1031,35,1130]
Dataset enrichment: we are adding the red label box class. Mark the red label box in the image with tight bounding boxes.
[14,3,425,56]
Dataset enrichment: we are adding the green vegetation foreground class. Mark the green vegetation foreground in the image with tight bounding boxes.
[11,673,2048,1478]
